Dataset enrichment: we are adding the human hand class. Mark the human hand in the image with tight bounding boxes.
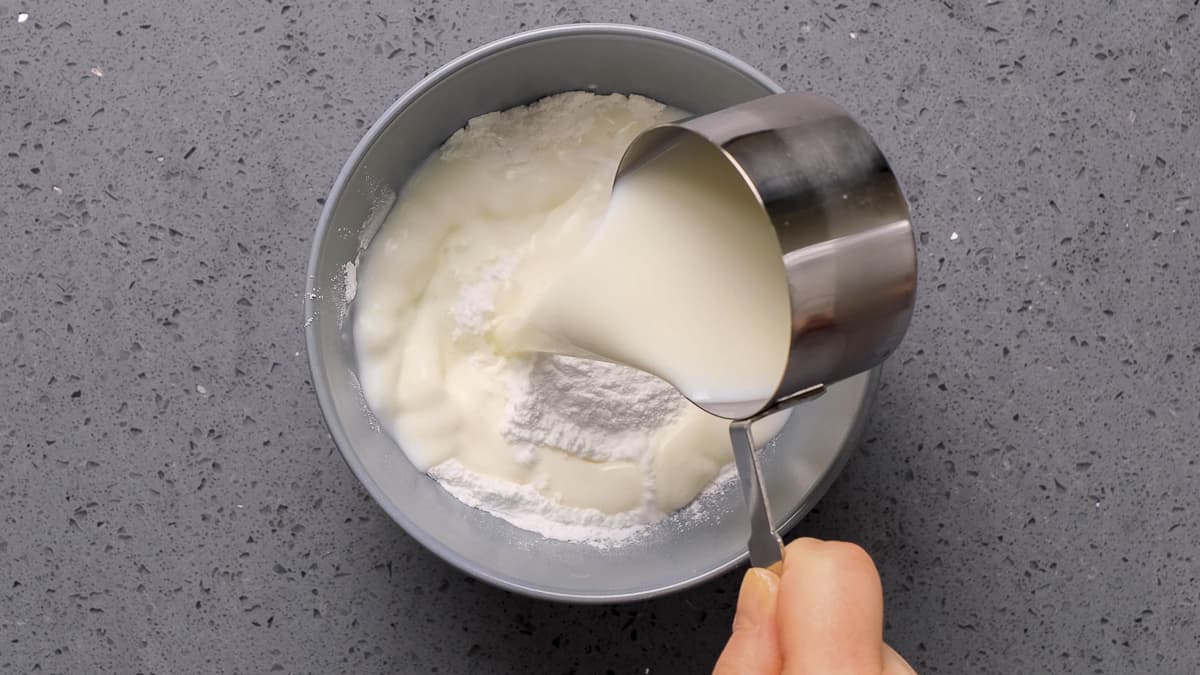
[713,538,916,675]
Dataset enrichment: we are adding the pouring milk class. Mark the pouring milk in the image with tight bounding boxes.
[494,135,792,413]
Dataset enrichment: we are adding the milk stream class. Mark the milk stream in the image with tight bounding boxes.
[497,135,792,413]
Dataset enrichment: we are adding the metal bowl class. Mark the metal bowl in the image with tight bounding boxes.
[305,23,877,603]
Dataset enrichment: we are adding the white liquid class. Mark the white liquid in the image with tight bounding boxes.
[352,93,790,537]
[498,135,792,413]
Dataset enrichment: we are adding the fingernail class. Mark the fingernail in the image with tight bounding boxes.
[733,568,778,631]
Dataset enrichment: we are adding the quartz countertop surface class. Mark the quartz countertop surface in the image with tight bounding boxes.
[2,1,1198,673]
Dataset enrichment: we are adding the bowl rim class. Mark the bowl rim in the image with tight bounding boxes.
[305,22,876,603]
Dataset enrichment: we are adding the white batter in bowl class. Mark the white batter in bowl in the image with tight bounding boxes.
[305,24,877,602]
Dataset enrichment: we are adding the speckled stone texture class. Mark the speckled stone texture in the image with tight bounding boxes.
[1,0,1197,672]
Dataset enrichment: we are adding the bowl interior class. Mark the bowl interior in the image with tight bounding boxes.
[306,25,876,602]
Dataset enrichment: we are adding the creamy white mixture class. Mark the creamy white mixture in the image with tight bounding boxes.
[353,92,787,543]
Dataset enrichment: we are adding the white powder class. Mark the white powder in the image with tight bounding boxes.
[430,457,740,547]
[430,459,659,546]
[503,354,685,462]
[440,240,693,545]
[342,260,357,304]
[441,261,691,545]
[450,255,517,337]
[334,181,394,328]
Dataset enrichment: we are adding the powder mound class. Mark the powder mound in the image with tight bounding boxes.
[429,458,743,547]
[503,354,686,462]
[429,459,657,546]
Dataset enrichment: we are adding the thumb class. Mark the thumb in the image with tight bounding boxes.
[713,568,782,675]
[883,644,919,675]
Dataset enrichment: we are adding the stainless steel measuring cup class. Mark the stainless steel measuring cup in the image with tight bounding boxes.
[616,92,917,566]
[617,92,917,419]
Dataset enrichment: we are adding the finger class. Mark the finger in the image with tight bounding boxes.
[777,538,885,675]
[713,568,783,675]
[882,643,918,675]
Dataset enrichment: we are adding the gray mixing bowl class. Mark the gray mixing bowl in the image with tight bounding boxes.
[305,24,878,602]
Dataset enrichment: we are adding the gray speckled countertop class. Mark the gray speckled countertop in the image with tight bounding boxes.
[2,1,1198,673]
